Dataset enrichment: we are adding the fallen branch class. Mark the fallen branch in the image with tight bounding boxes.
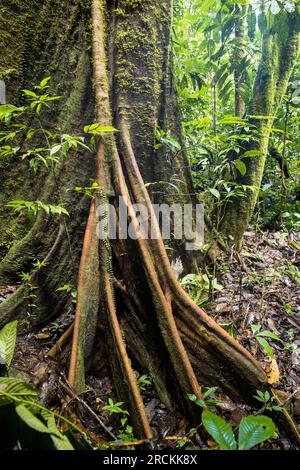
[58,377,117,441]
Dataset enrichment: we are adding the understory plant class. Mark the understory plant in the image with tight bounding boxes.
[188,391,277,450]
[0,321,90,450]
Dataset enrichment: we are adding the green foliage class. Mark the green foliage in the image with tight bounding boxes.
[238,415,276,450]
[112,421,135,445]
[187,391,276,450]
[137,374,153,392]
[254,390,283,412]
[155,127,181,151]
[188,386,221,411]
[72,181,102,198]
[256,74,300,231]
[0,77,101,230]
[173,0,300,235]
[49,322,65,336]
[0,377,39,406]
[181,272,223,306]
[49,134,90,158]
[12,405,74,450]
[32,259,48,270]
[202,410,237,450]
[103,399,136,446]
[283,303,295,315]
[7,200,69,218]
[103,398,129,416]
[0,322,89,450]
[84,123,118,135]
[56,284,77,303]
[250,0,296,15]
[22,89,62,115]
[0,104,22,120]
[15,404,51,434]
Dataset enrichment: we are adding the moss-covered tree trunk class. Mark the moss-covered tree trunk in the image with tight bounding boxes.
[220,9,300,247]
[1,0,298,440]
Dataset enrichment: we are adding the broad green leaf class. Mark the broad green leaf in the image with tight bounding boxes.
[202,410,237,450]
[256,337,274,358]
[238,415,276,450]
[235,159,247,176]
[15,404,50,434]
[0,377,39,406]
[0,320,18,367]
[219,116,243,125]
[22,89,38,98]
[47,415,74,450]
[50,433,74,451]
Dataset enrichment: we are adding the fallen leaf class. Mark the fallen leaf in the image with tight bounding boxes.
[35,332,51,339]
[267,358,280,384]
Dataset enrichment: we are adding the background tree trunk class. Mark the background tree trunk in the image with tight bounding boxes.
[220,9,300,247]
[233,3,246,118]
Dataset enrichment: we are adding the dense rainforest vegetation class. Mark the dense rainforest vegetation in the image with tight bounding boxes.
[0,0,300,452]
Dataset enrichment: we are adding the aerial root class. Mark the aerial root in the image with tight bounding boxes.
[68,195,100,392]
[111,136,203,411]
[47,323,74,357]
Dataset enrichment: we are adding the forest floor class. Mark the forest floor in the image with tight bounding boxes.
[1,229,299,450]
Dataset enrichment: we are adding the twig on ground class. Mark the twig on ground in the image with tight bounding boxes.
[58,377,117,440]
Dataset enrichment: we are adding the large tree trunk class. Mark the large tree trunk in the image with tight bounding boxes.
[220,9,300,247]
[1,0,297,440]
